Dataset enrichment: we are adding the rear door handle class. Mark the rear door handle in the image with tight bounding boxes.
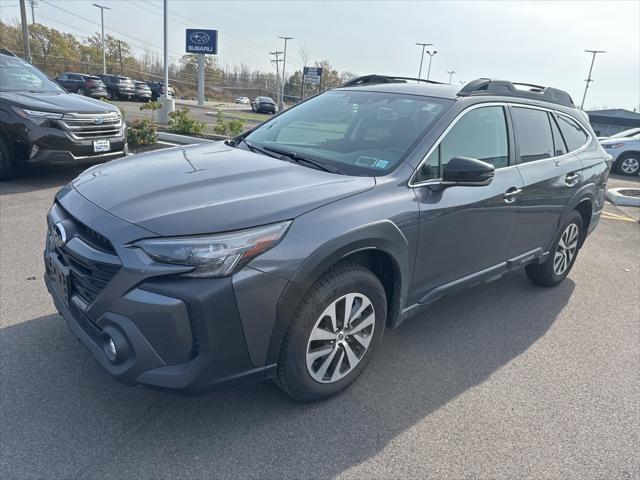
[565,172,580,186]
[504,187,522,203]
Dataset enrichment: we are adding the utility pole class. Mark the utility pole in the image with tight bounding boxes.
[19,0,31,62]
[269,50,283,104]
[415,42,433,79]
[278,36,293,110]
[446,70,455,84]
[425,50,437,81]
[580,49,606,110]
[157,0,174,124]
[28,0,36,24]
[92,4,110,75]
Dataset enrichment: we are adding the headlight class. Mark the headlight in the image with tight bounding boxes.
[133,221,291,278]
[12,107,63,126]
[603,143,625,149]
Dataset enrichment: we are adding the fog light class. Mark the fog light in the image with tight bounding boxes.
[101,327,129,364]
[30,145,39,158]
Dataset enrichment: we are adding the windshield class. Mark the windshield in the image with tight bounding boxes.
[245,90,452,175]
[609,128,640,139]
[0,56,64,93]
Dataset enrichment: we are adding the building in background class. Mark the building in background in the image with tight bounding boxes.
[586,109,640,137]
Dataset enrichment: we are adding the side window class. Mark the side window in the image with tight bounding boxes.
[512,107,554,163]
[415,106,509,182]
[556,115,589,152]
[549,115,567,156]
[58,75,67,81]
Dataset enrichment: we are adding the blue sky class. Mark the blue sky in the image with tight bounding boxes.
[2,0,638,110]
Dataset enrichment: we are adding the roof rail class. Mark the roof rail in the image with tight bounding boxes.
[457,78,575,107]
[341,74,444,88]
[0,48,18,57]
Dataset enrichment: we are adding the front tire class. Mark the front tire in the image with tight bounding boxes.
[276,262,386,401]
[525,211,583,287]
[616,154,640,176]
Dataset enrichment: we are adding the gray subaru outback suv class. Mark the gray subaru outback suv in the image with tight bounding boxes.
[44,75,609,401]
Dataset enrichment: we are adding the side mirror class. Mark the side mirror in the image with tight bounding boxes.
[441,156,495,187]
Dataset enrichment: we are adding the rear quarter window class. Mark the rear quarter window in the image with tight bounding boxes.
[556,115,589,152]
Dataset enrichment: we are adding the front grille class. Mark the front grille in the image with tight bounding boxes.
[48,205,121,306]
[57,112,123,140]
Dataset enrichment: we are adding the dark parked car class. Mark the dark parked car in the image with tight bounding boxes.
[0,51,127,180]
[133,80,152,102]
[147,81,174,101]
[99,74,135,100]
[252,96,276,114]
[54,72,107,98]
[44,75,608,401]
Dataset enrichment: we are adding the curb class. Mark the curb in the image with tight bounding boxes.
[605,188,640,207]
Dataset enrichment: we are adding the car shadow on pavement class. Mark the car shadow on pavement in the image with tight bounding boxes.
[0,166,85,196]
[0,271,574,479]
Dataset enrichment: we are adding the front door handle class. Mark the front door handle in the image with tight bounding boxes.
[565,172,580,186]
[504,187,522,203]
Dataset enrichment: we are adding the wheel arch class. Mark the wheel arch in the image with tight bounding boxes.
[265,220,412,365]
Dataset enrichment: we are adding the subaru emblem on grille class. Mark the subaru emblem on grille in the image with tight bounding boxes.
[52,222,67,248]
[93,116,104,125]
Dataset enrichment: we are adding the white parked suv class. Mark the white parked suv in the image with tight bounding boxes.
[600,130,640,176]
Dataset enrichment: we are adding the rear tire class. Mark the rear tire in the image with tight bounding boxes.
[525,211,583,287]
[276,262,386,402]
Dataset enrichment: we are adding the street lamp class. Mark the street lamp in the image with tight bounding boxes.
[446,70,456,84]
[415,43,433,79]
[580,49,606,110]
[92,3,110,75]
[278,36,293,110]
[425,50,437,81]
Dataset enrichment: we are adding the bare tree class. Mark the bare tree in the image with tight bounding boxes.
[298,44,312,67]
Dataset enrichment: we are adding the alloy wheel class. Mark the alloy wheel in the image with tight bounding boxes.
[306,293,375,384]
[620,157,639,175]
[553,223,579,276]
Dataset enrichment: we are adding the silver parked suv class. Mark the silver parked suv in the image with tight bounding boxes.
[44,75,609,401]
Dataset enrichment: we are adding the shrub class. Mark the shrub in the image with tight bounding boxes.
[169,107,206,136]
[213,109,228,136]
[127,119,158,148]
[213,109,245,137]
[140,101,162,122]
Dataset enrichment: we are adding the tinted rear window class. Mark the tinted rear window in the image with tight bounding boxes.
[512,107,554,163]
[556,115,589,151]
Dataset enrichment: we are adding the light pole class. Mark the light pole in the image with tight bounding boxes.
[92,3,110,75]
[278,36,293,110]
[415,42,433,79]
[446,70,455,84]
[580,49,606,110]
[425,50,437,81]
[157,0,174,124]
[19,0,31,62]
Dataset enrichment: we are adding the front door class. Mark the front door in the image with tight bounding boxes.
[410,105,523,305]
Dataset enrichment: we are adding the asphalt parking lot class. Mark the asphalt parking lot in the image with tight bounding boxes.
[0,167,638,479]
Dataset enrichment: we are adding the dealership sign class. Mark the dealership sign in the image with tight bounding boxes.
[185,29,218,54]
[303,66,323,85]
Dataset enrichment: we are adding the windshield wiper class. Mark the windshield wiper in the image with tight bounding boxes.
[231,137,281,159]
[262,145,342,174]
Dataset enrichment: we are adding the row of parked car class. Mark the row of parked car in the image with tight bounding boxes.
[54,72,175,102]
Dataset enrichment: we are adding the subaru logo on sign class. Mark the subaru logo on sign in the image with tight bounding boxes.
[93,116,104,125]
[190,31,210,45]
[185,29,218,54]
[52,222,67,248]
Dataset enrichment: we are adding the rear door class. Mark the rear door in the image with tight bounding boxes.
[507,105,584,258]
[411,104,524,304]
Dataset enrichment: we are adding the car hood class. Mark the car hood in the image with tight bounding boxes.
[72,142,375,236]
[0,91,117,114]
[600,137,637,146]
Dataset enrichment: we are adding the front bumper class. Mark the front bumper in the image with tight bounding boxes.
[44,191,286,393]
